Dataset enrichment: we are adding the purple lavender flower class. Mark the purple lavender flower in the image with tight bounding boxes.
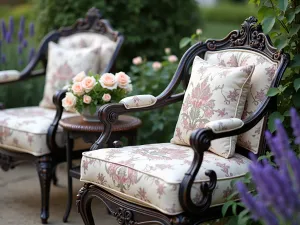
[17,45,22,55]
[19,16,25,31]
[18,29,24,42]
[29,22,34,37]
[1,54,6,64]
[5,32,12,43]
[28,48,35,62]
[22,39,28,48]
[237,108,300,225]
[9,16,14,35]
[1,20,6,39]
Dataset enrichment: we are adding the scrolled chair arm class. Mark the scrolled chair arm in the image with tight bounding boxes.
[46,89,67,152]
[90,92,184,150]
[178,108,269,214]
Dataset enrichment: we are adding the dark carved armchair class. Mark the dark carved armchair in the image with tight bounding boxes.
[76,17,289,225]
[0,8,123,224]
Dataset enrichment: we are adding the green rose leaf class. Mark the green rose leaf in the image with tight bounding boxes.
[294,78,300,91]
[279,0,288,12]
[290,54,300,68]
[262,16,276,34]
[267,87,280,96]
[268,111,284,133]
[179,37,191,49]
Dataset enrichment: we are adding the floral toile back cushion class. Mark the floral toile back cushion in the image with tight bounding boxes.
[39,42,101,109]
[171,56,254,158]
[204,49,278,153]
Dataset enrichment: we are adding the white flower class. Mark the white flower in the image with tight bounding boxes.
[196,29,202,35]
[164,48,171,54]
[99,73,118,90]
[71,82,85,96]
[62,92,77,111]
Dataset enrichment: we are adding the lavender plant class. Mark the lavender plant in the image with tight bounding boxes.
[236,108,300,225]
[0,16,36,70]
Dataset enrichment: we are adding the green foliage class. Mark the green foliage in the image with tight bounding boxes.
[247,0,300,142]
[128,49,181,144]
[33,0,202,71]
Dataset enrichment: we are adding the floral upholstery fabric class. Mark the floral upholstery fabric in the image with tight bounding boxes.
[120,95,157,109]
[39,41,101,109]
[0,106,91,156]
[0,70,21,83]
[205,118,244,134]
[80,143,251,215]
[58,32,117,74]
[204,49,278,153]
[171,56,254,158]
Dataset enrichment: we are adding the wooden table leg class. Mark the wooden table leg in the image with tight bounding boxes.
[63,132,73,222]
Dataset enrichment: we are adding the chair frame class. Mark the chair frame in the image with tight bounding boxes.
[0,7,124,224]
[76,17,289,225]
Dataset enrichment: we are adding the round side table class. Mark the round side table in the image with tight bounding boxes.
[59,115,142,222]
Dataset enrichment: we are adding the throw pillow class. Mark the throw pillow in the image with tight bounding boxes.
[39,42,101,109]
[171,56,254,158]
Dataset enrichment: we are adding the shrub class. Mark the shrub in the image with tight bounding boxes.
[0,15,43,108]
[33,0,202,71]
[128,49,182,144]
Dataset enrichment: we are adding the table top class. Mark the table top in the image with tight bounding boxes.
[59,115,142,133]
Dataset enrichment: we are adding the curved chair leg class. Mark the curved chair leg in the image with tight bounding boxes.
[36,155,53,224]
[76,184,95,225]
[52,165,58,186]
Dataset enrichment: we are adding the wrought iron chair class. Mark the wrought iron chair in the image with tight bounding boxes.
[0,8,123,224]
[76,17,289,224]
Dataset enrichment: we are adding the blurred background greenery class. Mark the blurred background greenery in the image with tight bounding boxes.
[0,0,257,143]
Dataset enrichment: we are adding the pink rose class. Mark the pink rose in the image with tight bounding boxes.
[81,76,96,93]
[102,93,111,102]
[164,48,171,54]
[132,56,142,65]
[115,71,131,88]
[99,73,117,90]
[62,92,77,111]
[168,55,178,63]
[83,95,92,104]
[152,61,162,71]
[73,71,86,83]
[71,82,85,96]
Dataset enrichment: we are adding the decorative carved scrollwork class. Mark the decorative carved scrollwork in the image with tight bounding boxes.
[170,215,190,225]
[113,208,137,225]
[76,183,89,212]
[205,16,282,60]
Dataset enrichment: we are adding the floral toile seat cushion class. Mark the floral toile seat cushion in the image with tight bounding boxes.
[0,107,90,156]
[80,143,251,215]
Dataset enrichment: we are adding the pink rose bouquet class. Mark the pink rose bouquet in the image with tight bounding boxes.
[62,71,132,114]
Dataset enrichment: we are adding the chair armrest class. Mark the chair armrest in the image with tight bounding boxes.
[0,70,21,83]
[90,93,184,150]
[46,89,67,152]
[204,118,244,134]
[119,95,157,109]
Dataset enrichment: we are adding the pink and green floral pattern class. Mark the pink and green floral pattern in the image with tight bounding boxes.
[0,106,91,156]
[80,143,251,215]
[39,42,101,109]
[204,49,278,153]
[171,56,254,158]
